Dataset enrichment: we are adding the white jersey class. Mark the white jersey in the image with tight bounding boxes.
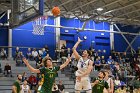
[21,85,29,93]
[76,57,90,77]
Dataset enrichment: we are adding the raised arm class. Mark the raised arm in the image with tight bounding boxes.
[72,37,83,60]
[60,56,72,70]
[23,58,40,73]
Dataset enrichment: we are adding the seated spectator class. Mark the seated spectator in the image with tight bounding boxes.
[114,76,121,89]
[58,80,65,93]
[45,45,49,54]
[21,80,31,93]
[41,48,47,58]
[4,63,12,77]
[101,56,106,64]
[26,48,33,60]
[14,47,20,60]
[61,44,67,50]
[106,56,114,65]
[32,48,38,61]
[22,72,27,82]
[113,62,121,77]
[67,48,71,57]
[60,49,67,64]
[36,55,42,67]
[38,49,43,56]
[94,57,101,71]
[16,52,24,66]
[0,48,7,60]
[28,73,37,89]
[52,81,59,93]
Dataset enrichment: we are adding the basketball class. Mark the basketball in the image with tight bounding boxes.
[52,6,60,16]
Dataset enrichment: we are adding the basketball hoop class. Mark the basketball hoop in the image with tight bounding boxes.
[32,16,48,35]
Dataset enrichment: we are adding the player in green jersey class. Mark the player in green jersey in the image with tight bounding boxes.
[23,56,71,93]
[12,74,22,93]
[91,71,111,93]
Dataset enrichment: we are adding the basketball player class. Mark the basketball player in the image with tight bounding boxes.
[72,37,93,93]
[12,74,22,93]
[91,71,110,93]
[21,80,31,93]
[104,70,114,93]
[22,56,71,93]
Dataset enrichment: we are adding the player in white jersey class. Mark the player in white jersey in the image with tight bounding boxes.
[72,37,93,93]
[21,80,31,93]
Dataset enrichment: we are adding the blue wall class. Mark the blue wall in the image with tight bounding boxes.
[0,12,8,47]
[12,16,56,58]
[60,17,111,57]
[114,24,140,52]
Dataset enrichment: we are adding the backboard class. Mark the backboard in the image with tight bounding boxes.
[9,0,44,28]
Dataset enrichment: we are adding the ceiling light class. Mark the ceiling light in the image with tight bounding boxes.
[97,8,103,11]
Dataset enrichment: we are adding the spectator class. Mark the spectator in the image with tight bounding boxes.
[14,47,20,60]
[41,48,47,58]
[36,55,42,68]
[26,48,32,60]
[106,56,114,65]
[21,80,31,93]
[58,80,65,93]
[52,82,59,93]
[45,45,49,54]
[60,49,67,64]
[22,72,27,82]
[61,44,67,50]
[101,56,106,64]
[28,73,37,89]
[114,76,121,89]
[0,48,7,60]
[67,48,71,57]
[16,52,24,66]
[32,48,38,61]
[4,63,12,77]
[94,57,101,71]
[104,70,114,93]
[113,62,121,77]
[12,74,22,93]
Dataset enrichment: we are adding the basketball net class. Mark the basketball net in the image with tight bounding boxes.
[32,16,48,35]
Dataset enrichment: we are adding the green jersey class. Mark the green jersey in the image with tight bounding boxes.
[92,78,109,93]
[39,66,60,93]
[12,80,20,93]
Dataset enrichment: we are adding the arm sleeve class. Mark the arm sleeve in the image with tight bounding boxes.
[104,81,109,89]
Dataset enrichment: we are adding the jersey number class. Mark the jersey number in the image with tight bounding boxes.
[49,74,53,78]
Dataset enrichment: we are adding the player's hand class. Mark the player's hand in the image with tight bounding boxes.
[76,76,81,82]
[78,37,83,43]
[22,57,29,65]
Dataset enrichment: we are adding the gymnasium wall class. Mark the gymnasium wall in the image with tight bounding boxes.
[0,13,8,46]
[114,24,140,52]
[12,16,56,58]
[60,17,111,57]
